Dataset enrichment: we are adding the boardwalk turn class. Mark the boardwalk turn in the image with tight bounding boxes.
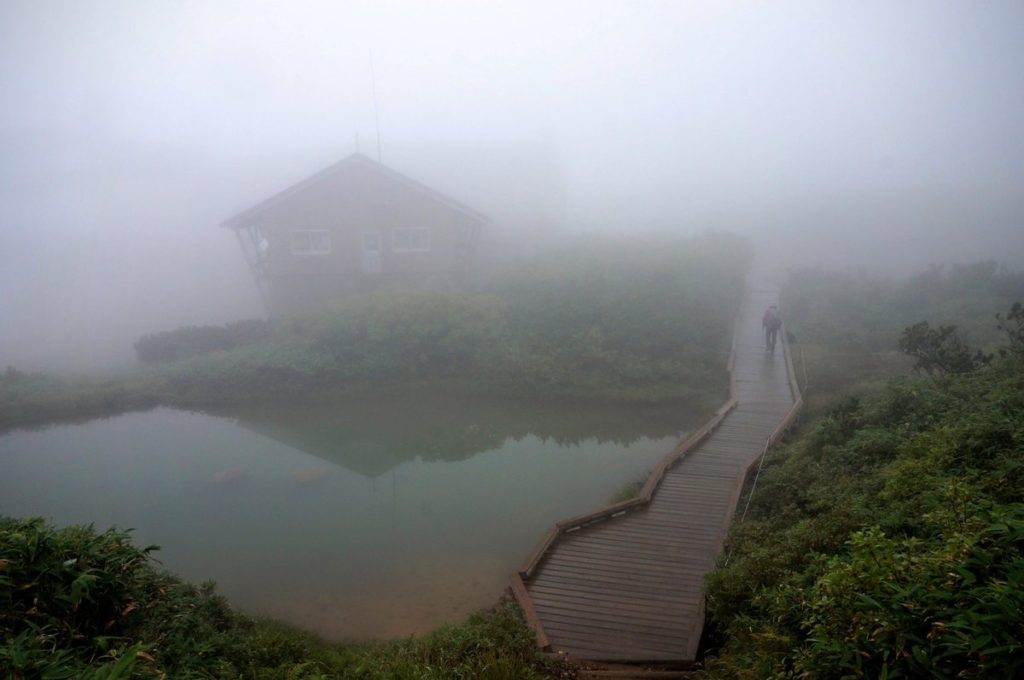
[511,285,801,663]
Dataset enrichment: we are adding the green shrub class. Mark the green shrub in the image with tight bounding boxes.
[0,518,160,678]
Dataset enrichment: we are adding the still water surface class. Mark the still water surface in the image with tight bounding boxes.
[0,397,699,640]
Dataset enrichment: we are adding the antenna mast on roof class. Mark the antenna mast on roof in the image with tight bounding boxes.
[370,49,382,163]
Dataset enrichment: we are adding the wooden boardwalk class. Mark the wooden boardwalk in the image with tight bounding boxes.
[510,286,803,664]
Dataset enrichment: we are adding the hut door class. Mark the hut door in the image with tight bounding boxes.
[362,231,382,274]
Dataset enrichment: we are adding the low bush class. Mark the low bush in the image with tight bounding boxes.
[134,319,272,364]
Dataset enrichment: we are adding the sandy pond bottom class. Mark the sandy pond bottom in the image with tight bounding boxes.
[0,397,699,641]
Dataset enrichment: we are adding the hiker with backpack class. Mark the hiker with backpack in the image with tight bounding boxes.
[763,304,782,353]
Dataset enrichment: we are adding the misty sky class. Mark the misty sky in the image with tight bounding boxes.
[2,1,1023,370]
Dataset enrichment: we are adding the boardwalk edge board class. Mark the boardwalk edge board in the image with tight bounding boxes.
[511,573,551,651]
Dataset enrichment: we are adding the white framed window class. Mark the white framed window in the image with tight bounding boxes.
[291,229,331,255]
[362,231,382,253]
[392,227,431,252]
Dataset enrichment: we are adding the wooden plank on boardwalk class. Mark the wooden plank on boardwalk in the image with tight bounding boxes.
[704,430,768,443]
[549,540,693,563]
[529,581,694,606]
[669,458,745,469]
[554,534,715,559]
[544,629,688,657]
[555,647,688,665]
[564,524,700,546]
[532,569,706,596]
[528,584,695,612]
[539,610,690,637]
[545,629,683,660]
[549,542,711,568]
[651,482,739,498]
[533,596,698,625]
[615,515,731,533]
[544,548,704,569]
[576,671,693,680]
[653,482,738,496]
[647,491,736,506]
[550,538,696,559]
[533,598,695,627]
[566,527,721,552]
[544,624,684,650]
[536,613,689,642]
[576,521,725,544]
[663,466,742,478]
[587,531,718,553]
[656,477,738,490]
[544,627,683,655]
[531,600,698,630]
[538,550,710,577]
[536,561,708,588]
[528,584,694,610]
[534,612,689,638]
[534,569,708,597]
[637,508,734,525]
[543,549,709,575]
[532,574,694,601]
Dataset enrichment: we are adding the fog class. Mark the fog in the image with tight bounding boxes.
[2,1,1023,370]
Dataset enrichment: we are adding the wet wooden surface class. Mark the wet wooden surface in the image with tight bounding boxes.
[515,286,797,662]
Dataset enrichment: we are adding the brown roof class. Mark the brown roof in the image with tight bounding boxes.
[220,153,491,228]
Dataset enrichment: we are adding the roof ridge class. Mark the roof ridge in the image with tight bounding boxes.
[221,153,490,228]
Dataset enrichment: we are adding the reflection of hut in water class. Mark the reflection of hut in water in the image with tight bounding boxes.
[219,396,696,479]
[228,401,507,479]
[234,420,418,479]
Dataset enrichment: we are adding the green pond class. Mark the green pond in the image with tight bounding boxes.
[0,397,701,641]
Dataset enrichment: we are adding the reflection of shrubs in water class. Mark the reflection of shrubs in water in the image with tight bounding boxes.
[220,395,698,477]
[0,370,163,433]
